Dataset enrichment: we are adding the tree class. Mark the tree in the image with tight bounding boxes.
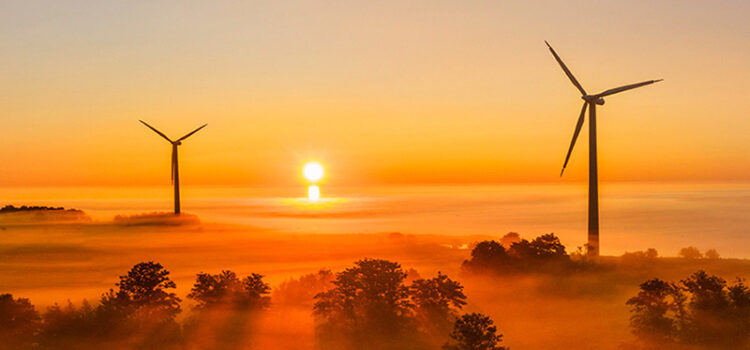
[443,313,506,350]
[704,249,720,259]
[680,270,731,345]
[463,241,508,272]
[0,294,40,348]
[313,259,416,349]
[499,232,521,247]
[314,259,411,322]
[627,271,750,348]
[465,233,573,274]
[508,233,567,262]
[183,271,270,349]
[681,270,728,311]
[728,279,750,311]
[37,300,98,349]
[100,261,181,321]
[528,233,568,260]
[411,272,468,342]
[626,279,681,342]
[728,279,750,337]
[274,269,334,306]
[621,249,659,267]
[411,272,467,318]
[678,246,702,259]
[188,270,270,310]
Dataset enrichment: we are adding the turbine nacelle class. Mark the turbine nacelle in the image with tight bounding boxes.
[583,95,605,105]
[173,141,182,146]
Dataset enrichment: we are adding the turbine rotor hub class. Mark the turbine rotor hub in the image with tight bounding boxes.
[583,95,605,105]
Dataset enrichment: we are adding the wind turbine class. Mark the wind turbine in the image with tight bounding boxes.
[139,120,207,215]
[545,41,661,257]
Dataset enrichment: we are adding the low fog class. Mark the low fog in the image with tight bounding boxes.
[1,210,749,349]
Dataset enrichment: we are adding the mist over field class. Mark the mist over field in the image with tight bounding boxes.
[3,183,750,254]
[2,185,750,349]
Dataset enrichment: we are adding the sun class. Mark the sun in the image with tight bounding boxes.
[302,161,324,183]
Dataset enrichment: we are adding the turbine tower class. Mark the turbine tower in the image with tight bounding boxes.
[139,120,207,215]
[545,41,661,256]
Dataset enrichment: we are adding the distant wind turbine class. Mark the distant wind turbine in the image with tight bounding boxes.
[139,120,207,215]
[545,41,662,257]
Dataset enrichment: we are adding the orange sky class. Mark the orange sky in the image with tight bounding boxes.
[1,1,749,187]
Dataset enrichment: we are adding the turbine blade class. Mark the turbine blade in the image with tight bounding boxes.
[561,102,588,177]
[139,120,173,142]
[545,41,587,96]
[595,79,663,98]
[177,124,207,142]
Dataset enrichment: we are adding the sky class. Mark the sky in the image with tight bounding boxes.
[1,0,749,187]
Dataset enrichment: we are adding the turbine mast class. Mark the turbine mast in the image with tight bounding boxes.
[172,143,180,215]
[139,120,206,216]
[587,103,599,256]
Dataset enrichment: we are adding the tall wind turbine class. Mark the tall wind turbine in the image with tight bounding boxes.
[139,120,207,215]
[545,41,661,256]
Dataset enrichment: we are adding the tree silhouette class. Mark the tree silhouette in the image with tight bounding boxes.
[682,271,728,310]
[626,279,682,342]
[410,272,468,346]
[314,258,412,322]
[627,270,750,348]
[183,271,270,349]
[443,313,506,350]
[464,233,572,274]
[100,261,181,321]
[704,249,720,259]
[509,233,568,261]
[274,269,334,306]
[313,258,417,349]
[0,294,40,348]
[411,272,467,320]
[37,300,98,349]
[465,241,508,271]
[678,246,702,259]
[727,278,750,339]
[499,232,521,247]
[188,270,270,310]
[680,270,732,345]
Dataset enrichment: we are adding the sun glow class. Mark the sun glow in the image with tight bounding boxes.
[303,161,325,201]
[303,161,324,183]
